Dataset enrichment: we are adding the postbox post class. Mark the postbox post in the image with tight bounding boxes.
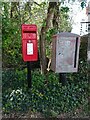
[27,61,32,88]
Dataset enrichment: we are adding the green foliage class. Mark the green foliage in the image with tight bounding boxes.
[61,0,86,9]
[2,2,48,68]
[2,3,23,68]
[46,28,56,57]
[61,7,69,13]
[59,6,72,32]
[30,2,48,33]
[46,28,56,42]
[2,2,72,68]
[3,89,30,112]
[45,6,72,57]
[81,1,86,9]
[2,59,89,117]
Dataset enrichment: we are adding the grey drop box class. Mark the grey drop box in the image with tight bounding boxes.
[51,32,80,73]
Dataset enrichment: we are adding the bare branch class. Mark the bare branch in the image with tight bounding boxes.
[34,1,41,6]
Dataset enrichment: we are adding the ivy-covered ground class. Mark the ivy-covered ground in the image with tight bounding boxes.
[2,60,89,118]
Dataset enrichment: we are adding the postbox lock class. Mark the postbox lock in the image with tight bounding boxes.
[28,40,32,43]
[58,53,61,55]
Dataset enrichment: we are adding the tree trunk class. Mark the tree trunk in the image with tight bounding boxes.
[10,2,18,18]
[53,2,60,30]
[40,2,57,74]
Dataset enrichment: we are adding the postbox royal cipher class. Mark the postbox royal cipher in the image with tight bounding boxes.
[22,24,38,61]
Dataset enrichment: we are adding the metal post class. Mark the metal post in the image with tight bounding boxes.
[27,61,32,88]
[59,73,67,86]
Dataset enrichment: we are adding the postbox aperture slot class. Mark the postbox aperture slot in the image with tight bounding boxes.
[74,37,78,68]
[23,31,36,33]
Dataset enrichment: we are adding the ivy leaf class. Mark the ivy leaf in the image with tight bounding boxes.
[81,1,86,9]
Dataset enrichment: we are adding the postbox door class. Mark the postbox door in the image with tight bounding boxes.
[56,37,79,72]
[22,39,38,61]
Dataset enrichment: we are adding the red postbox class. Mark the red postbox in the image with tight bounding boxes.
[21,24,38,61]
